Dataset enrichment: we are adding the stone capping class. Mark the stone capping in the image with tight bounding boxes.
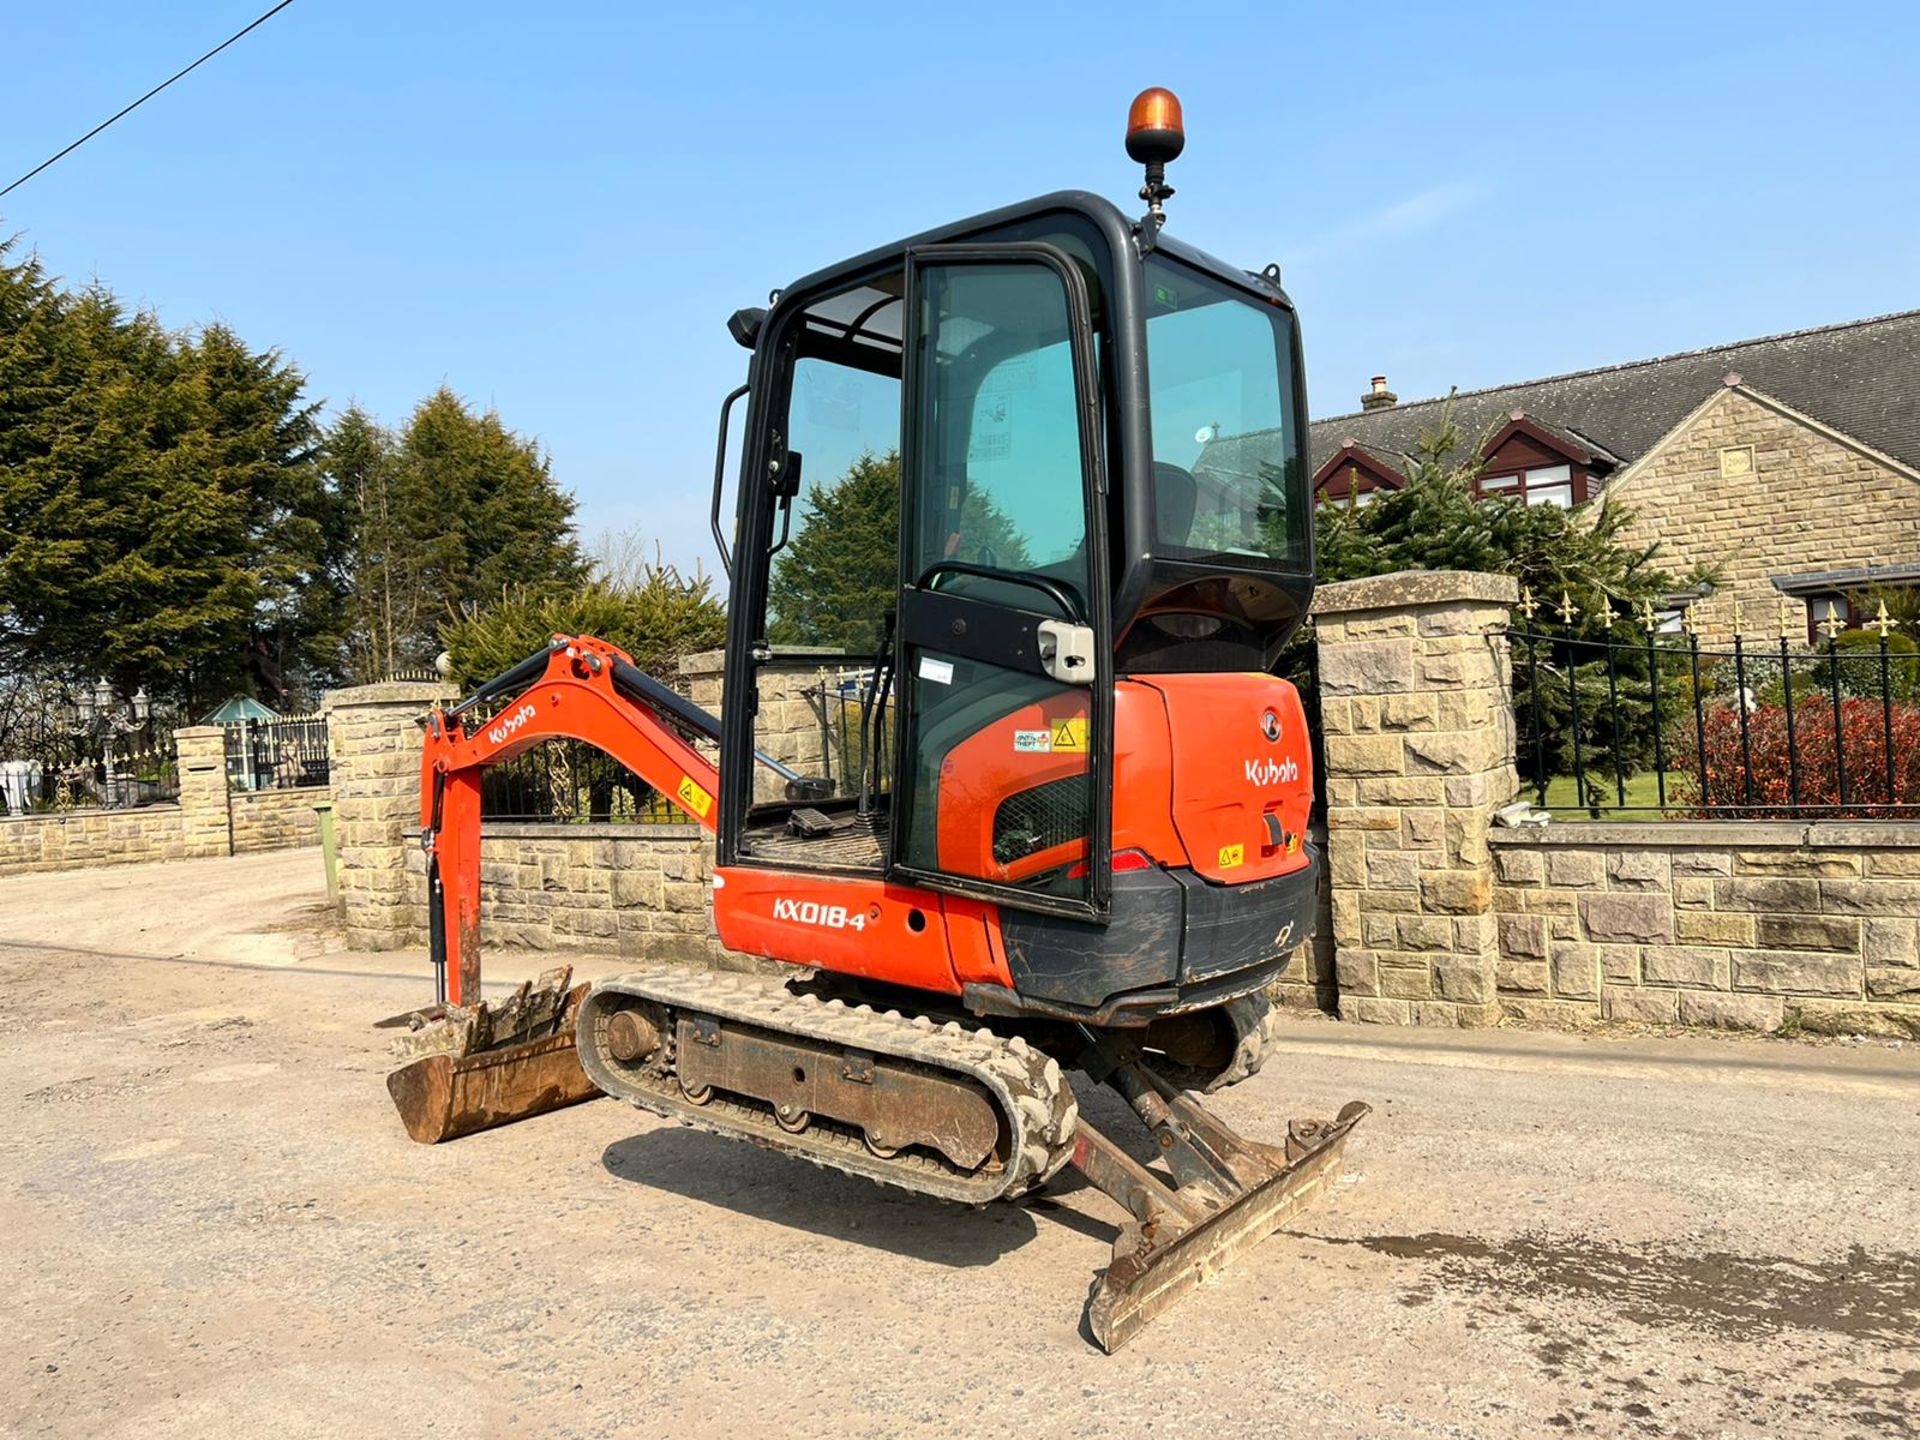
[680,649,724,680]
[321,680,454,711]
[1312,569,1519,617]
[1490,821,1920,848]
[403,822,706,842]
[0,805,185,827]
[683,646,849,680]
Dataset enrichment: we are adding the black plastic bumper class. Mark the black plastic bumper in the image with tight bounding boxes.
[966,849,1319,1025]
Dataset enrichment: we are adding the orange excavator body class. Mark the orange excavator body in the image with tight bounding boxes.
[418,636,1315,1018]
[391,93,1368,1352]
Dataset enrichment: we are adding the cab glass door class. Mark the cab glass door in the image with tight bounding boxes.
[890,246,1109,916]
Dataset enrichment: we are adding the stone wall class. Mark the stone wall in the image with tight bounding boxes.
[684,648,856,805]
[325,681,455,949]
[0,805,193,874]
[399,822,729,967]
[315,569,1920,1040]
[229,787,324,854]
[0,725,270,876]
[1491,822,1920,1037]
[362,648,834,966]
[1314,571,1520,1026]
[1610,383,1920,637]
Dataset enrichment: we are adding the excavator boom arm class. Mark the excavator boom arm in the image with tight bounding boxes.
[419,635,734,1006]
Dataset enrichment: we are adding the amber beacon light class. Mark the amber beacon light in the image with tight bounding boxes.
[1126,87,1185,221]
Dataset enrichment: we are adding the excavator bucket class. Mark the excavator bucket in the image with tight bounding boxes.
[381,968,602,1143]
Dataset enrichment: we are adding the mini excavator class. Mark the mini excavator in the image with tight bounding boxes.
[386,90,1366,1351]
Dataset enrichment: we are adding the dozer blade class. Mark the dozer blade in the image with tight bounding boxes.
[384,968,602,1143]
[1079,1089,1370,1353]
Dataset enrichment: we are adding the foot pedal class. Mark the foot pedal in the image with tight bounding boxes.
[788,807,844,839]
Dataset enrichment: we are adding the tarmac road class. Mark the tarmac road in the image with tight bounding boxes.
[2,849,1916,1439]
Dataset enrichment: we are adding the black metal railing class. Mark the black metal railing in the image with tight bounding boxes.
[453,689,684,825]
[225,714,331,791]
[808,666,894,804]
[479,736,683,823]
[0,727,178,814]
[1513,591,1917,820]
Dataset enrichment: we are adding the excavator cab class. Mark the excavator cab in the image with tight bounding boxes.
[712,188,1318,1024]
[396,93,1365,1352]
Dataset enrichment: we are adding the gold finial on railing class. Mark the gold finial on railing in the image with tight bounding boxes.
[1517,586,1539,622]
[1556,588,1579,625]
[1867,599,1898,638]
[1730,597,1745,636]
[1598,601,1614,631]
[1777,595,1798,640]
[1637,598,1659,632]
[1681,604,1698,637]
[1817,601,1846,642]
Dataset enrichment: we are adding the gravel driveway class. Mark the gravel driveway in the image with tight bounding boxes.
[3,850,1916,1438]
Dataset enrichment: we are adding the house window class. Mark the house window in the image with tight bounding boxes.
[1480,462,1576,507]
[1805,594,1852,644]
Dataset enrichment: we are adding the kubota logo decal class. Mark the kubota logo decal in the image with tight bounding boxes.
[1245,757,1300,786]
[486,703,536,746]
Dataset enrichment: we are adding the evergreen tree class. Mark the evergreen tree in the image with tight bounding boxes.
[324,404,404,682]
[439,563,726,693]
[766,449,1034,651]
[768,450,903,651]
[319,389,586,677]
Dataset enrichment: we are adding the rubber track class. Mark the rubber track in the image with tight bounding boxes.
[578,968,1077,1205]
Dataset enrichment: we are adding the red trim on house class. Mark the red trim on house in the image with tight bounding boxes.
[1313,443,1404,503]
[1473,415,1606,504]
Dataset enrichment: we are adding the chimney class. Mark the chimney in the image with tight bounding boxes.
[1360,374,1397,412]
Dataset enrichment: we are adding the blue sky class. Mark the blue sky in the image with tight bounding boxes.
[7,1,1918,577]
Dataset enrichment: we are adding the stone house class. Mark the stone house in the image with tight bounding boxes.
[1308,311,1920,638]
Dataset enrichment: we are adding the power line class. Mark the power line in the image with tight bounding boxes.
[1,1,297,201]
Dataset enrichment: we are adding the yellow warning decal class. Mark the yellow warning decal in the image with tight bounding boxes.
[675,774,714,819]
[1218,843,1245,869]
[1050,717,1088,752]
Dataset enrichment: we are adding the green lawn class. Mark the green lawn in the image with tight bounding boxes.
[1539,770,1677,821]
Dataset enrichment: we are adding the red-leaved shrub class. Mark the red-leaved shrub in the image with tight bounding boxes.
[1671,697,1920,818]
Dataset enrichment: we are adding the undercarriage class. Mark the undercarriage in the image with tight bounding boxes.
[574,966,1366,1351]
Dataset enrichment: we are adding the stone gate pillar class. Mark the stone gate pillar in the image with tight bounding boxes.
[323,681,455,949]
[1312,571,1519,1025]
[174,725,233,858]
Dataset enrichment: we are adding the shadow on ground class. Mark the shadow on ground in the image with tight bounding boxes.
[598,1070,1172,1268]
[601,1127,1062,1268]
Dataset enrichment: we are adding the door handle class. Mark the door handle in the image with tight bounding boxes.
[1037,620,1096,686]
[709,382,749,580]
